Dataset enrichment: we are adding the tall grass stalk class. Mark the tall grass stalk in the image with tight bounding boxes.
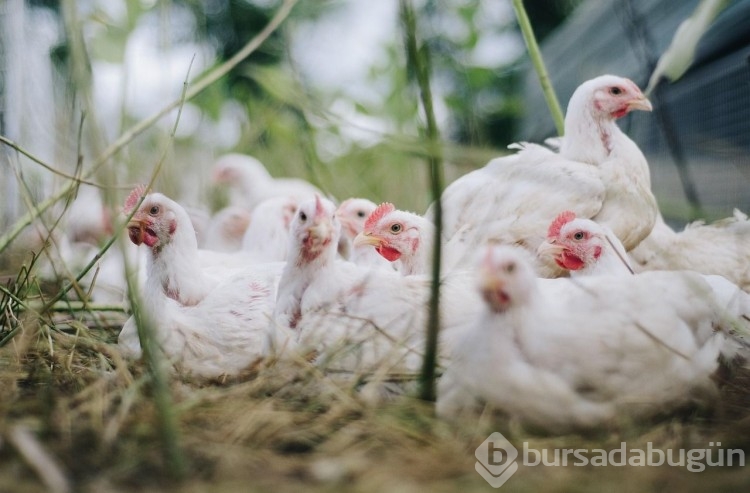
[400,0,444,402]
[511,0,565,136]
[125,283,187,477]
[0,253,39,347]
[0,136,102,187]
[115,54,197,480]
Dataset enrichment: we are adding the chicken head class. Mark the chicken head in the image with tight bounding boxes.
[538,211,603,271]
[354,202,427,263]
[478,245,537,313]
[125,187,183,250]
[290,195,340,264]
[336,198,378,241]
[585,75,652,120]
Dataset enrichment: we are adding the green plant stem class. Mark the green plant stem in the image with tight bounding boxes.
[0,285,31,309]
[511,0,565,136]
[400,0,444,402]
[127,286,187,477]
[0,255,39,347]
[42,234,125,311]
[0,136,103,187]
[25,302,126,313]
[117,54,198,482]
[0,0,298,255]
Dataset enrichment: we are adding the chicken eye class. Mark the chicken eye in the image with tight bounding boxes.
[609,86,622,96]
[357,210,366,218]
[573,231,585,240]
[505,262,516,273]
[299,211,307,222]
[149,205,160,215]
[390,223,402,234]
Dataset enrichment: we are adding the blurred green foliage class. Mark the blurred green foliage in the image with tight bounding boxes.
[29,0,580,212]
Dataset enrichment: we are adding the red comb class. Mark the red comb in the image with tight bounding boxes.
[547,211,576,239]
[124,184,147,214]
[314,194,325,217]
[365,202,395,231]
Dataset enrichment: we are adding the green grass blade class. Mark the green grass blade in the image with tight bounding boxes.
[511,0,565,136]
[399,0,444,402]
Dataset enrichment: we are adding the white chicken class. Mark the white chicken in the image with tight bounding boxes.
[629,210,750,292]
[122,187,271,276]
[335,199,397,271]
[118,186,284,378]
[538,212,750,328]
[437,245,743,431]
[269,195,480,375]
[123,186,224,305]
[121,186,278,303]
[202,205,252,252]
[211,153,322,211]
[537,210,633,276]
[241,195,298,263]
[432,75,657,277]
[353,202,434,276]
[117,264,281,378]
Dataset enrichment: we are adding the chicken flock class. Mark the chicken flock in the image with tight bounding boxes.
[39,75,750,432]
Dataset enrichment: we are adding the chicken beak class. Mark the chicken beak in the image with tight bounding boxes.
[353,232,382,248]
[479,274,510,313]
[308,220,332,242]
[127,218,146,246]
[479,271,501,292]
[536,240,565,260]
[627,95,653,112]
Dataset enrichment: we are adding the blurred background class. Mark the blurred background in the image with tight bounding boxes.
[520,0,750,222]
[0,0,747,236]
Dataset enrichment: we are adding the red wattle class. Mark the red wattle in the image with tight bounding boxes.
[561,252,585,271]
[377,245,402,262]
[611,107,628,119]
[143,229,159,248]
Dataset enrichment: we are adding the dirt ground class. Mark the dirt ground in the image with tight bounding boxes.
[1,316,750,493]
